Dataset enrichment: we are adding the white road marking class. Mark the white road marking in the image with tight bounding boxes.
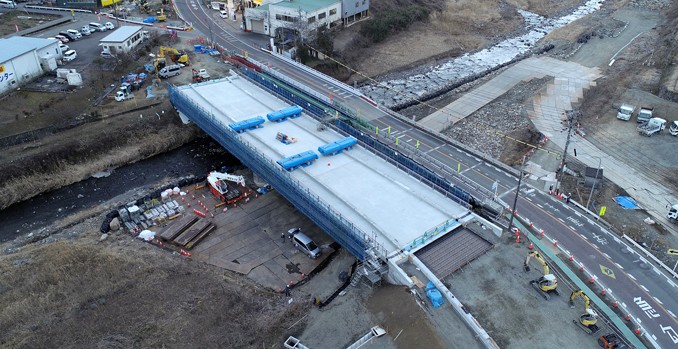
[569,225,576,231]
[581,235,588,240]
[653,268,661,275]
[640,285,648,292]
[628,273,636,280]
[557,218,565,223]
[615,263,624,269]
[653,297,663,305]
[537,204,543,208]
[603,253,610,258]
[668,310,676,318]
[593,244,599,249]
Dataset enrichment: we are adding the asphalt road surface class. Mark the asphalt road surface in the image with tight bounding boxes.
[174,2,678,347]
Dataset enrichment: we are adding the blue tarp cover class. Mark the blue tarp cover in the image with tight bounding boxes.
[614,196,639,209]
[425,281,445,308]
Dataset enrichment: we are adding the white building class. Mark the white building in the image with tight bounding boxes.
[0,36,60,95]
[245,0,342,40]
[99,26,147,54]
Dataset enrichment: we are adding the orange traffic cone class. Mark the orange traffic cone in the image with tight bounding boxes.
[528,242,533,249]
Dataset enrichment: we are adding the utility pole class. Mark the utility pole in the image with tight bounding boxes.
[556,110,576,194]
[507,155,526,234]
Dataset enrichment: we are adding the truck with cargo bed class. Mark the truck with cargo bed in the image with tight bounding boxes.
[637,117,666,136]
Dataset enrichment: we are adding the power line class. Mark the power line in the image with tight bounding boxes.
[305,43,562,158]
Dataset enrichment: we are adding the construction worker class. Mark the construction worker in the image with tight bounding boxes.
[566,193,571,204]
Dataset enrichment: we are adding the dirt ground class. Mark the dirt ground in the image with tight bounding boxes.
[334,0,584,82]
[0,11,59,37]
[444,240,600,349]
[0,222,308,349]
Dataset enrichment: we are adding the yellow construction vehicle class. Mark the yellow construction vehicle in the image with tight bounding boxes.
[159,46,189,65]
[569,290,601,335]
[523,251,559,300]
[157,8,166,21]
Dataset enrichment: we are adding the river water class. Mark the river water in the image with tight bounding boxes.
[0,137,238,242]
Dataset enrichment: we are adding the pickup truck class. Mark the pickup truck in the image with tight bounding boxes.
[617,104,634,121]
[637,117,666,136]
[669,120,678,136]
[637,107,653,123]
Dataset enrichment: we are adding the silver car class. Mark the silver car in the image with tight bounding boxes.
[288,228,321,259]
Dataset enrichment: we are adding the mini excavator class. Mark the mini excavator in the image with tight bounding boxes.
[523,251,559,300]
[569,290,601,335]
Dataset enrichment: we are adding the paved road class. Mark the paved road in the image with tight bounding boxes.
[174,2,677,347]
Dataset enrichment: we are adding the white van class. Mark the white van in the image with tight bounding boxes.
[66,29,82,39]
[80,26,92,35]
[219,10,228,18]
[0,0,17,9]
[63,50,77,62]
[159,65,181,78]
[89,22,107,32]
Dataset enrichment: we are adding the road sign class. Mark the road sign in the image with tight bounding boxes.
[599,264,616,279]
[599,206,606,216]
[668,249,678,256]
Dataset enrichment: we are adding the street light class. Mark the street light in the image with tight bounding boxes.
[586,156,602,211]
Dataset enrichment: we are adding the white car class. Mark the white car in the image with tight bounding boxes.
[219,10,228,18]
[63,49,77,62]
[104,22,115,30]
[58,43,69,52]
[80,26,91,35]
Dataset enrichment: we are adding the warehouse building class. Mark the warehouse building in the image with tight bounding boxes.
[0,36,61,95]
[100,26,148,55]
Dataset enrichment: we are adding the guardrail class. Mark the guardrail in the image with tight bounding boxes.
[25,5,92,13]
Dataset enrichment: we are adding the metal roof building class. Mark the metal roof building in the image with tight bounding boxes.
[0,36,60,95]
[99,26,147,54]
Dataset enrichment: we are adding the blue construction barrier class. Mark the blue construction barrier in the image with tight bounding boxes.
[169,84,369,260]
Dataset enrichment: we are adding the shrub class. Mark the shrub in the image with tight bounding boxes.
[360,5,430,43]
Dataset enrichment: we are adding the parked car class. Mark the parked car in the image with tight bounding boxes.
[66,29,82,39]
[54,35,69,43]
[104,22,115,30]
[287,228,321,259]
[63,49,77,62]
[158,64,181,78]
[58,43,69,52]
[80,26,91,35]
[219,10,228,18]
[59,31,77,41]
[89,22,106,32]
[100,51,116,59]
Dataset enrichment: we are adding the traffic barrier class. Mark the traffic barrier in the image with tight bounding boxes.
[515,235,520,243]
[625,314,631,321]
[210,212,214,218]
[193,209,206,217]
[569,255,574,261]
[588,277,594,283]
[579,266,584,272]
[601,289,606,296]
[635,328,641,335]
[187,202,191,207]
[215,202,226,208]
[528,242,533,249]
[539,229,544,237]
[613,301,618,307]
[554,240,559,247]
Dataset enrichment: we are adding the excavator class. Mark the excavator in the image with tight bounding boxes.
[598,333,627,348]
[569,290,601,335]
[523,251,559,300]
[158,46,189,65]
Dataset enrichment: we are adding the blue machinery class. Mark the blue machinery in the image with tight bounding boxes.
[318,136,357,156]
[267,105,302,122]
[229,116,265,133]
[277,150,319,171]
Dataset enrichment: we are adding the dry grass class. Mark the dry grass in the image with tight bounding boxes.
[430,0,519,38]
[0,110,198,211]
[0,240,307,348]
